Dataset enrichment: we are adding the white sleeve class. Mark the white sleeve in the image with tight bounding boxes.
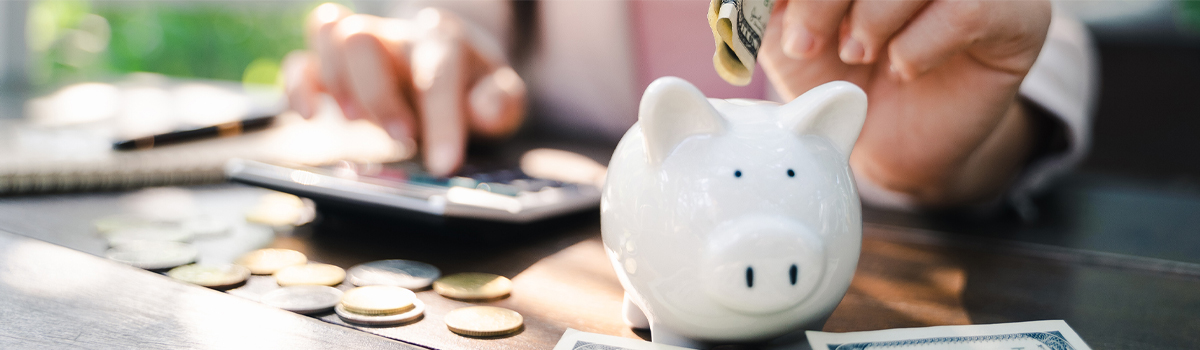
[1009,13,1099,219]
[856,14,1099,218]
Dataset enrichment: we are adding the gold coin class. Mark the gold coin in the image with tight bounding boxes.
[433,273,513,300]
[167,264,250,288]
[235,248,308,275]
[274,263,346,286]
[444,306,523,337]
[245,192,313,227]
[336,299,425,326]
[340,286,417,316]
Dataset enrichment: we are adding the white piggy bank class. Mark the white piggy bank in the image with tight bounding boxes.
[601,77,867,348]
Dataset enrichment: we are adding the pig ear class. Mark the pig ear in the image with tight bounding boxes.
[639,77,726,165]
[778,81,867,161]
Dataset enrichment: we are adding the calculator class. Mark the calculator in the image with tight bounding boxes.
[225,158,602,224]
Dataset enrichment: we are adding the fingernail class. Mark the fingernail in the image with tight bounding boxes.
[782,27,815,58]
[336,96,362,120]
[840,38,865,64]
[469,79,502,124]
[425,143,459,177]
[384,121,411,141]
[889,61,918,81]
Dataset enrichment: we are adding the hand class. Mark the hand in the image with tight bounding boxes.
[760,0,1052,206]
[284,3,527,176]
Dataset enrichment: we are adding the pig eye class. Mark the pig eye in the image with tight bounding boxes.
[745,266,754,288]
[734,170,742,178]
[789,264,798,285]
[787,169,795,177]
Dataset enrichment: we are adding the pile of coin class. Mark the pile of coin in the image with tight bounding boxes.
[335,286,426,325]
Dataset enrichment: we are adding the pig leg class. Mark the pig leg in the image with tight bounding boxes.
[649,321,706,349]
[622,293,650,329]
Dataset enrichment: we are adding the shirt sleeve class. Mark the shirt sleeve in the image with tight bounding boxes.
[1008,14,1099,219]
[856,14,1099,219]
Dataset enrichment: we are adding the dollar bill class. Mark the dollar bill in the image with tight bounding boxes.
[806,320,1092,350]
[708,0,774,86]
[553,328,697,350]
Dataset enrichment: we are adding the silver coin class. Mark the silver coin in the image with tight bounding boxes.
[105,241,198,270]
[104,225,194,247]
[347,260,441,289]
[262,285,344,314]
[335,299,425,326]
[182,216,233,238]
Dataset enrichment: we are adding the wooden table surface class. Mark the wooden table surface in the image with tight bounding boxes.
[1,182,1198,349]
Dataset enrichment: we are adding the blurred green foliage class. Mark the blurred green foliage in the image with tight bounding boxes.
[1179,1,1200,31]
[28,0,343,92]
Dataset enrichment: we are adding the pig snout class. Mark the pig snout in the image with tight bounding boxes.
[701,215,826,315]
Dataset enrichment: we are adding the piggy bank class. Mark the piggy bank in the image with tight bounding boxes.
[601,77,867,348]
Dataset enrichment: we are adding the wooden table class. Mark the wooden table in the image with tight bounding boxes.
[1,180,1198,349]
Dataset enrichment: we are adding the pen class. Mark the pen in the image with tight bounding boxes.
[112,115,276,150]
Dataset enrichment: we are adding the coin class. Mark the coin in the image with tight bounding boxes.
[274,263,346,286]
[93,215,149,234]
[444,306,523,337]
[245,192,314,227]
[104,226,194,247]
[347,259,441,289]
[335,299,425,326]
[235,248,308,275]
[262,285,344,314]
[105,241,198,270]
[340,285,416,315]
[182,216,233,238]
[167,263,250,288]
[433,273,513,300]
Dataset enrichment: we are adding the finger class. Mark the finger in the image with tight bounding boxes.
[780,0,852,59]
[282,50,321,119]
[339,15,421,142]
[467,66,526,139]
[305,3,356,115]
[411,9,469,177]
[887,0,1049,80]
[841,0,927,65]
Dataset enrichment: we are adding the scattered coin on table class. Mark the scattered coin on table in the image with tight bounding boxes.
[262,285,344,314]
[340,285,417,315]
[236,248,307,275]
[433,272,513,300]
[335,299,425,326]
[274,263,346,286]
[245,192,314,227]
[103,226,194,247]
[105,241,198,270]
[181,216,233,238]
[93,215,150,234]
[167,263,250,288]
[444,306,524,337]
[347,259,441,289]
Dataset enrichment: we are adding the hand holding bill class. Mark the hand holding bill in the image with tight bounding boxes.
[759,0,1052,206]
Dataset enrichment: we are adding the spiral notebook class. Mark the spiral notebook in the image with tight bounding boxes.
[0,112,407,195]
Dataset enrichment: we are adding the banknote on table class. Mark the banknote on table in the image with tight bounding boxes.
[553,328,697,350]
[806,320,1092,350]
[708,0,774,86]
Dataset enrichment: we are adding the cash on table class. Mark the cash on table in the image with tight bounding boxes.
[554,320,1091,350]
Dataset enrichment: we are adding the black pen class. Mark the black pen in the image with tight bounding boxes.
[112,115,276,151]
